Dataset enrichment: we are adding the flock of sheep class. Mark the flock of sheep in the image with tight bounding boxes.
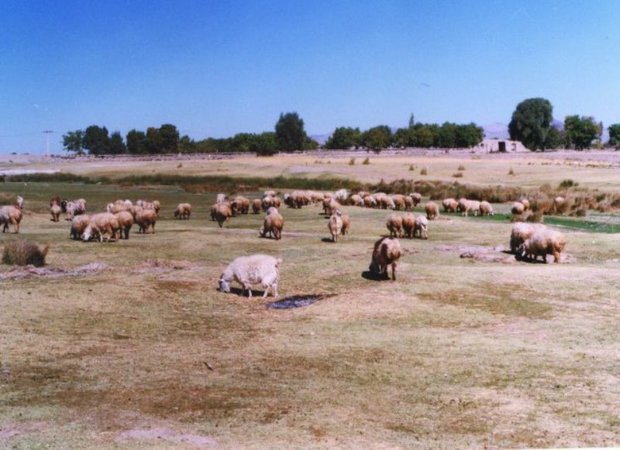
[0,187,568,298]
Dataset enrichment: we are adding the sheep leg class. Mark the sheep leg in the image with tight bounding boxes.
[391,262,397,281]
[553,251,560,263]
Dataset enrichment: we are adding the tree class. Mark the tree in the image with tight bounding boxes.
[608,123,620,148]
[126,129,147,154]
[508,98,554,150]
[544,126,565,149]
[564,115,602,150]
[145,127,163,153]
[455,123,484,147]
[108,131,126,154]
[82,125,110,155]
[325,127,362,149]
[159,124,179,153]
[408,113,415,129]
[62,130,85,155]
[252,132,278,156]
[275,112,307,151]
[362,125,392,151]
[436,122,457,148]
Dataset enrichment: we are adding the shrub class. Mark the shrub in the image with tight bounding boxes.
[2,240,49,267]
[349,158,356,165]
[457,164,465,171]
[452,172,463,178]
[362,158,370,165]
[508,167,515,176]
[559,179,578,188]
[420,167,428,175]
[409,164,415,171]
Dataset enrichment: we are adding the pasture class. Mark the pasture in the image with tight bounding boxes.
[1,151,619,449]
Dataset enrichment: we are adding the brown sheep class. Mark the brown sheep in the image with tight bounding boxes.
[251,198,262,214]
[369,237,402,281]
[442,198,458,213]
[260,211,284,240]
[82,213,119,242]
[50,202,62,222]
[114,210,134,239]
[402,213,416,238]
[213,203,232,228]
[425,201,439,220]
[391,194,406,211]
[0,197,24,233]
[386,214,403,238]
[518,229,567,263]
[340,212,350,236]
[409,192,422,206]
[174,203,192,220]
[511,201,525,215]
[70,214,91,240]
[231,196,250,215]
[136,208,158,234]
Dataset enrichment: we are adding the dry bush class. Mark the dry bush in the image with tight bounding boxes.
[420,167,428,175]
[457,164,466,171]
[2,240,49,267]
[452,172,463,178]
[508,167,515,176]
[349,158,356,165]
[362,157,370,165]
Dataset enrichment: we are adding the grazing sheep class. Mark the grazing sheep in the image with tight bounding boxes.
[328,210,343,242]
[135,208,158,234]
[260,210,284,240]
[107,199,133,214]
[511,201,525,215]
[263,190,276,198]
[323,198,341,216]
[82,213,119,242]
[425,201,439,220]
[251,198,262,214]
[386,214,403,238]
[414,215,429,239]
[518,229,567,263]
[174,203,192,220]
[213,203,232,228]
[442,198,458,213]
[391,194,406,211]
[114,210,134,239]
[363,195,377,208]
[409,192,422,206]
[218,254,281,298]
[403,196,414,210]
[402,213,416,238]
[334,189,349,203]
[509,222,543,253]
[262,195,276,211]
[62,198,87,220]
[231,196,250,215]
[458,198,480,216]
[50,202,62,222]
[70,214,91,240]
[348,194,364,207]
[479,200,494,216]
[369,237,402,281]
[0,197,24,233]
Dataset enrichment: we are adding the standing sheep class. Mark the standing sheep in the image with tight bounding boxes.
[479,201,494,216]
[509,222,543,254]
[386,214,403,238]
[218,254,281,298]
[414,215,429,239]
[0,197,24,233]
[260,210,284,240]
[402,213,416,238]
[70,214,91,240]
[511,201,525,215]
[135,208,158,234]
[518,229,567,263]
[174,203,192,220]
[328,210,343,242]
[82,213,119,242]
[251,198,262,214]
[114,210,134,239]
[369,237,402,281]
[340,212,350,236]
[409,192,422,207]
[425,201,439,220]
[213,203,232,228]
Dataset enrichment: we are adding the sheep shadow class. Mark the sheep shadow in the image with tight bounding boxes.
[321,237,335,243]
[221,286,269,297]
[361,270,390,281]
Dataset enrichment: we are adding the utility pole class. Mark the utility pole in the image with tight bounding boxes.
[43,130,53,157]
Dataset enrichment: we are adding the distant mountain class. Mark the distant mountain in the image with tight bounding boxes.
[310,134,330,145]
[483,122,509,140]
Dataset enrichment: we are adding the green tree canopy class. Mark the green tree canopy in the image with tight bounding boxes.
[325,127,362,149]
[82,125,110,155]
[508,98,554,150]
[275,112,307,151]
[62,130,85,155]
[362,125,392,151]
[608,123,620,147]
[159,124,180,153]
[564,115,602,150]
[126,129,147,154]
[108,131,127,154]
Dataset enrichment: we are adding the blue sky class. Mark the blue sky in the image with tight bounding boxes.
[1,0,619,154]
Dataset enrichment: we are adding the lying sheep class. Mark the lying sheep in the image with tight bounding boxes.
[518,229,567,263]
[82,213,119,242]
[425,201,439,220]
[260,210,284,240]
[369,237,402,281]
[414,215,429,239]
[213,203,232,228]
[135,208,158,234]
[442,198,458,213]
[174,203,192,220]
[114,210,134,239]
[386,214,403,238]
[328,210,343,242]
[479,201,494,216]
[218,254,281,298]
[70,214,91,240]
[402,213,415,238]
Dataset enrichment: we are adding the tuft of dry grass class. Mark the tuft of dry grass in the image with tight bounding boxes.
[2,239,49,266]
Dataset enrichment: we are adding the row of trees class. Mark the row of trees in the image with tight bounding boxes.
[508,97,618,150]
[325,118,483,151]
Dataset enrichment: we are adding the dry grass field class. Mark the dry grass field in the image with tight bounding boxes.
[1,151,619,449]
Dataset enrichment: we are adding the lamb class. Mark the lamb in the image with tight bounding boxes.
[518,228,567,263]
[251,198,262,214]
[386,214,403,238]
[82,213,119,242]
[369,237,402,281]
[114,210,134,239]
[135,208,158,234]
[218,254,281,298]
[328,210,343,242]
[409,192,422,206]
[70,214,91,240]
[402,213,416,238]
[425,201,439,220]
[260,210,284,240]
[414,215,429,239]
[174,203,192,220]
[0,197,24,233]
[442,198,458,213]
[479,201,494,216]
[213,203,232,228]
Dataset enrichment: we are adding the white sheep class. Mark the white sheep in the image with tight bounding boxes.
[328,210,343,242]
[82,213,119,242]
[218,254,282,298]
[518,228,567,263]
[414,215,428,239]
